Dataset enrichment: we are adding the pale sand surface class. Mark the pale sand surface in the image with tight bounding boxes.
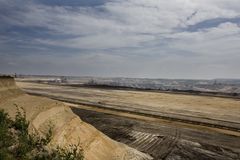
[0,78,152,160]
[17,82,240,124]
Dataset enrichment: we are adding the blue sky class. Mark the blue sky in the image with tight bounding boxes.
[0,0,240,79]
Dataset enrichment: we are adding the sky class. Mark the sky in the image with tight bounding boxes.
[0,0,240,79]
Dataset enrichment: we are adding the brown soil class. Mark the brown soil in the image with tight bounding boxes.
[17,81,240,160]
[0,77,152,160]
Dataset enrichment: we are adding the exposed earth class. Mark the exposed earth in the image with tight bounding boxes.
[72,107,240,160]
[17,80,240,160]
[0,77,151,160]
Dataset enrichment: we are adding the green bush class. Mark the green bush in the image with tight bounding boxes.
[0,108,84,160]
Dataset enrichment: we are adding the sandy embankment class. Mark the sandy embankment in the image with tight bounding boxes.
[0,76,152,160]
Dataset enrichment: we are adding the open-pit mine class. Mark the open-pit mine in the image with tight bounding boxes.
[13,77,240,160]
[0,76,152,160]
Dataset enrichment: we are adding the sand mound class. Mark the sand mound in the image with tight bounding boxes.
[0,76,152,160]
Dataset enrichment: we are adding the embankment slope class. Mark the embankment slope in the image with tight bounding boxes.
[0,76,152,160]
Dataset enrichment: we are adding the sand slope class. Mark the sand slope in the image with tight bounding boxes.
[0,76,152,160]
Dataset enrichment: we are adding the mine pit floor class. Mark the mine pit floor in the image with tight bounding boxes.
[71,107,240,160]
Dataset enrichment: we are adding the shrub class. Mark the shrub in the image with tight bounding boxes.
[0,107,84,160]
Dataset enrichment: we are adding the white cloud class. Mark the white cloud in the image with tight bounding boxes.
[0,0,240,78]
[2,0,240,48]
[168,22,240,56]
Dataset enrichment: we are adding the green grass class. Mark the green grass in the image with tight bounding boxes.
[0,107,84,160]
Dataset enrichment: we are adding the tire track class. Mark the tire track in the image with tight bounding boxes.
[156,129,180,160]
[126,129,181,160]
